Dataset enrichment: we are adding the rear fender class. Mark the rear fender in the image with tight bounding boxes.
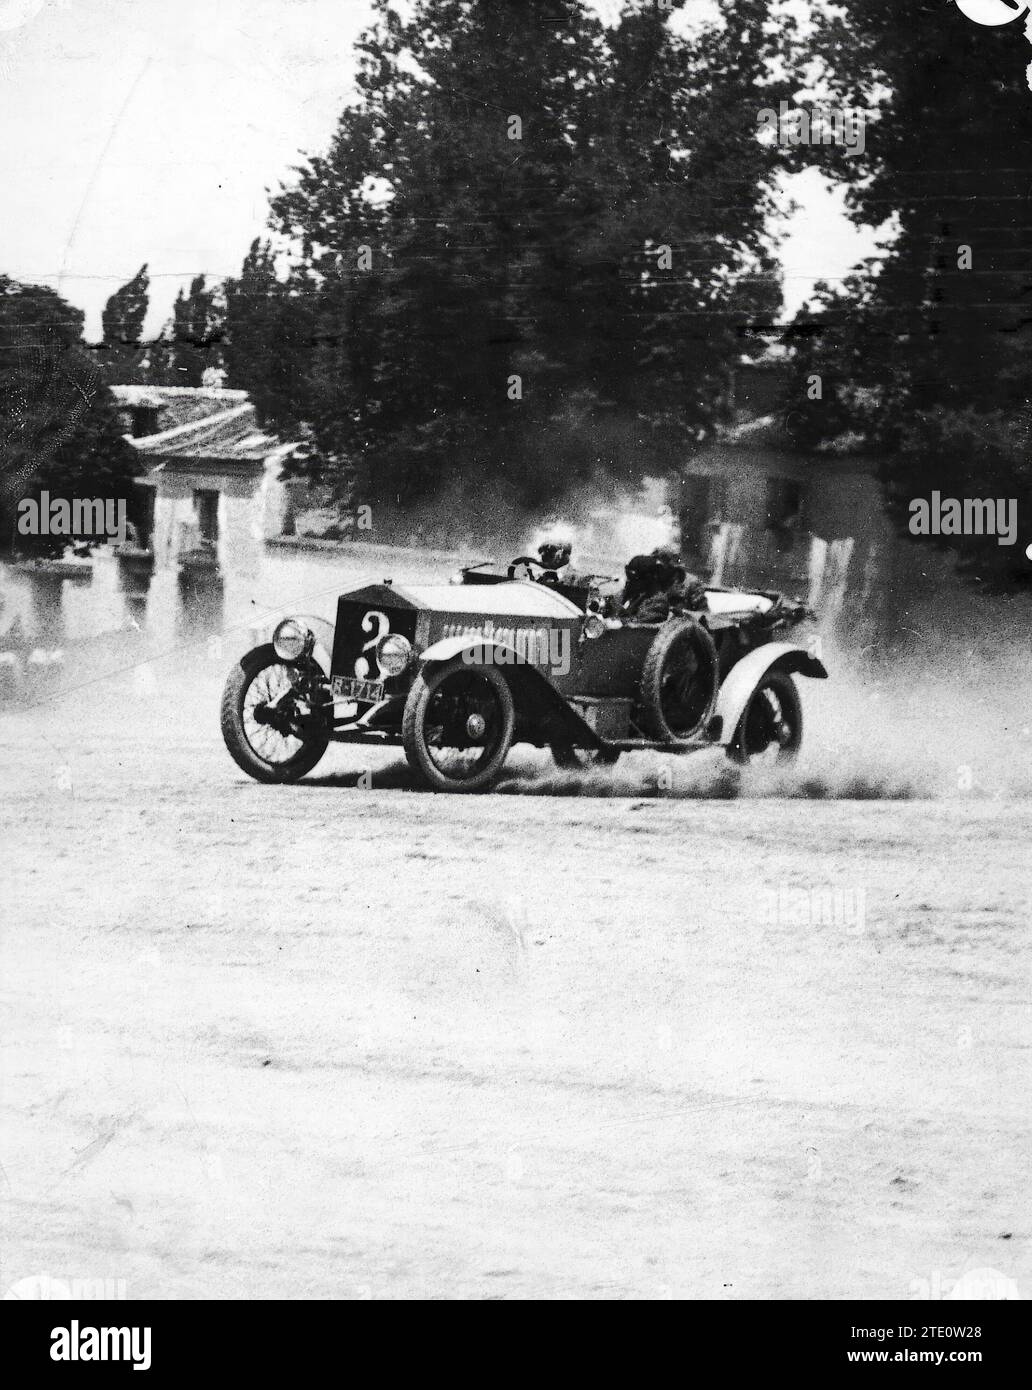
[713,642,828,747]
[419,636,600,748]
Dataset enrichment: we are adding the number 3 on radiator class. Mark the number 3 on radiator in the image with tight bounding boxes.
[355,610,389,677]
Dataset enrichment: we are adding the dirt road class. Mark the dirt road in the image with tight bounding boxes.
[2,649,1030,1300]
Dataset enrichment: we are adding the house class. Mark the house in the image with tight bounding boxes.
[110,385,303,582]
[674,361,933,643]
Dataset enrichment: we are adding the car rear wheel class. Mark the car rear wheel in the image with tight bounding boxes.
[221,644,329,783]
[403,658,515,793]
[637,618,718,743]
[728,670,803,765]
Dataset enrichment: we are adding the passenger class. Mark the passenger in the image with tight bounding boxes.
[613,547,708,622]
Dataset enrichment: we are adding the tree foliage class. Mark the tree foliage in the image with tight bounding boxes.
[783,0,1032,590]
[151,275,226,387]
[0,276,136,558]
[225,241,314,436]
[226,0,793,538]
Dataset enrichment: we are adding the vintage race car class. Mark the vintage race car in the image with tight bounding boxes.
[220,555,827,792]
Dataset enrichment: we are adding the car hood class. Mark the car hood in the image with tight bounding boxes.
[339,580,583,619]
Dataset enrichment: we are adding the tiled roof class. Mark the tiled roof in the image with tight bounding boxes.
[111,384,248,433]
[110,385,299,467]
[128,401,297,465]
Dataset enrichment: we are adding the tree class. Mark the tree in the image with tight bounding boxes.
[225,240,315,435]
[152,275,226,386]
[0,276,137,559]
[226,0,794,542]
[782,0,1032,590]
[100,263,150,383]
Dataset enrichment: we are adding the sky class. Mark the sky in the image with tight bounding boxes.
[0,0,876,341]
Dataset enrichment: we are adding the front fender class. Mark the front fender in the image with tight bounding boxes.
[713,642,828,747]
[420,634,499,666]
[419,637,600,749]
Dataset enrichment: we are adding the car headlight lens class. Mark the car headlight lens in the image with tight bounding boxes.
[376,633,413,677]
[582,613,606,640]
[273,618,310,662]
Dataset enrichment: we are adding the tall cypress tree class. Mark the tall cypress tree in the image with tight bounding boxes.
[154,275,225,387]
[101,263,150,383]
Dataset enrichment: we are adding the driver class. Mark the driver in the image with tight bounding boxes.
[613,547,707,622]
[538,540,572,573]
[536,539,588,587]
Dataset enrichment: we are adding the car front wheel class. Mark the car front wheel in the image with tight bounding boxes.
[220,644,329,783]
[402,658,515,793]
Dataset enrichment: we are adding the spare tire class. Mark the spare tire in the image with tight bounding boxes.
[637,618,718,743]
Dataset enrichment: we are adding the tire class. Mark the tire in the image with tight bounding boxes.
[728,669,803,765]
[220,644,329,784]
[403,658,515,793]
[637,618,718,743]
[550,743,621,770]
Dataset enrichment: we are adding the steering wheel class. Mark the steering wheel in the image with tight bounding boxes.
[507,556,545,581]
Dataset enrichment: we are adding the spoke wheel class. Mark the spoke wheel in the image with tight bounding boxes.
[221,644,329,783]
[728,670,803,766]
[403,659,514,793]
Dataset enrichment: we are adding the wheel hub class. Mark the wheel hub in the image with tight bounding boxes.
[254,699,298,738]
[465,712,487,739]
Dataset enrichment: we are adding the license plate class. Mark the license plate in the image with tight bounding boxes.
[332,675,385,704]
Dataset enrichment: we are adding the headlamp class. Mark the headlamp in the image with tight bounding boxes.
[272,618,310,662]
[376,632,413,676]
